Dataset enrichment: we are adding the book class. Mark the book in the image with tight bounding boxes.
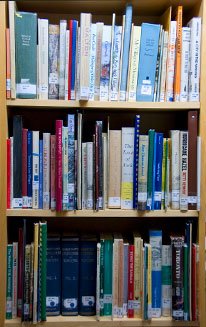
[188,111,198,209]
[154,133,163,210]
[128,244,134,318]
[55,120,63,211]
[48,25,59,99]
[77,113,82,210]
[147,130,155,210]
[180,27,190,102]
[180,131,188,211]
[67,115,75,210]
[133,235,143,318]
[87,142,94,209]
[170,130,180,209]
[39,140,43,209]
[166,21,177,101]
[174,6,183,101]
[59,20,67,100]
[94,22,104,101]
[27,131,32,208]
[69,20,78,100]
[159,31,169,102]
[64,30,70,100]
[33,223,39,323]
[32,131,39,209]
[8,1,17,98]
[82,143,87,209]
[123,242,129,316]
[6,244,13,319]
[162,245,172,317]
[133,115,140,209]
[50,135,56,210]
[197,136,201,211]
[23,244,31,321]
[89,24,97,100]
[183,244,189,320]
[38,19,49,99]
[80,13,91,100]
[43,133,50,210]
[128,26,141,101]
[110,25,122,101]
[39,222,47,321]
[22,128,28,208]
[15,11,37,98]
[17,228,23,318]
[13,115,23,208]
[62,127,69,210]
[102,234,113,316]
[138,135,149,210]
[100,25,112,101]
[6,28,11,99]
[7,139,11,209]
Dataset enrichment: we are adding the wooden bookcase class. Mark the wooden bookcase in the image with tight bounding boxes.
[0,0,206,326]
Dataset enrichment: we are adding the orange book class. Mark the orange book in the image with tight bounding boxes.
[6,28,11,99]
[174,6,183,101]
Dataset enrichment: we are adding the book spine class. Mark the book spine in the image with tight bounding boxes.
[154,133,163,210]
[64,30,69,100]
[128,244,134,318]
[55,120,63,211]
[171,236,184,320]
[120,4,132,101]
[68,115,75,210]
[183,244,189,320]
[12,242,18,319]
[50,135,56,210]
[7,139,11,209]
[33,223,39,323]
[39,140,43,209]
[75,27,81,100]
[27,131,32,208]
[80,13,91,100]
[161,138,167,209]
[180,27,190,102]
[166,21,177,101]
[110,25,122,101]
[24,244,31,321]
[43,133,50,210]
[159,31,169,102]
[143,245,147,320]
[13,115,23,208]
[9,1,16,98]
[102,134,108,209]
[134,237,142,318]
[133,115,140,209]
[153,26,163,102]
[188,18,201,101]
[121,127,134,209]
[89,24,97,100]
[151,133,157,210]
[170,130,180,209]
[71,20,78,100]
[22,129,28,208]
[17,228,23,317]
[123,244,129,316]
[185,222,192,320]
[77,113,82,209]
[138,135,149,210]
[100,240,104,316]
[162,245,172,317]
[103,239,113,316]
[10,137,13,208]
[59,20,67,100]
[94,23,104,100]
[82,143,87,209]
[128,26,141,101]
[147,244,152,319]
[29,243,34,321]
[6,244,13,319]
[147,130,155,210]
[86,142,94,209]
[100,26,112,101]
[38,19,49,99]
[156,28,165,102]
[96,243,101,319]
[32,131,39,209]
[188,111,198,209]
[6,28,11,99]
[39,222,47,321]
[48,25,60,99]
[174,6,183,101]
[62,127,69,210]
[197,136,201,211]
[180,131,188,210]
[118,240,124,317]
[68,20,73,99]
[112,240,119,318]
[192,244,197,321]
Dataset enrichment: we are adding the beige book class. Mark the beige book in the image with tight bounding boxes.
[128,26,141,101]
[94,22,104,100]
[9,1,17,98]
[102,133,108,209]
[108,130,121,208]
[133,235,143,318]
[80,13,91,100]
[170,130,180,209]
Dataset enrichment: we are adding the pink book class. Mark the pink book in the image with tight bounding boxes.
[55,121,63,211]
[22,128,28,208]
[50,135,56,210]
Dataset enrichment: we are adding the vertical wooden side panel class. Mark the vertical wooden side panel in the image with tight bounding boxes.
[0,1,7,326]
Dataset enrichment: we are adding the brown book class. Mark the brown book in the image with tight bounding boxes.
[188,111,198,210]
[108,130,121,208]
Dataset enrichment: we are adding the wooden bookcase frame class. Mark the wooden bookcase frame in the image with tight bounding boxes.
[0,1,205,326]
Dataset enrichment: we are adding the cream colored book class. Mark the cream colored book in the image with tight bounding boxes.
[166,21,177,102]
[133,235,143,318]
[128,26,141,101]
[38,19,49,99]
[80,13,91,100]
[108,130,121,208]
[64,30,70,100]
[43,133,50,210]
[94,22,104,100]
[180,131,188,211]
[9,1,17,98]
[170,130,180,209]
[159,31,169,102]
[59,20,67,99]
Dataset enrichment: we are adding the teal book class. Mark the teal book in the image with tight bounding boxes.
[15,11,37,98]
[100,239,104,316]
[147,129,155,210]
[39,222,47,321]
[6,244,13,319]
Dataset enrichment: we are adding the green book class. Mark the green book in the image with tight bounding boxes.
[100,239,105,316]
[6,244,13,319]
[147,129,155,210]
[15,11,37,98]
[39,222,47,321]
[183,244,189,320]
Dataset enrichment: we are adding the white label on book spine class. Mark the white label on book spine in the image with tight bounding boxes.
[63,194,69,204]
[43,192,49,204]
[49,73,58,84]
[6,79,11,91]
[133,300,140,310]
[71,90,75,100]
[141,84,152,96]
[16,83,36,95]
[12,198,23,208]
[108,197,121,207]
[82,296,95,306]
[172,190,180,202]
[119,90,126,101]
[138,192,147,202]
[63,298,77,309]
[180,197,188,207]
[188,196,197,204]
[40,85,48,93]
[68,183,74,193]
[104,294,112,304]
[51,199,56,210]
[46,297,59,307]
[80,87,89,100]
[117,307,123,318]
[152,308,161,318]
[197,196,200,211]
[173,310,184,318]
[128,300,134,309]
[6,301,12,312]
[22,196,28,208]
[110,91,118,101]
[154,191,162,202]
[123,303,128,316]
[24,304,29,315]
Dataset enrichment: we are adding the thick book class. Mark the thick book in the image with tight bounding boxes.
[48,25,60,99]
[55,120,63,211]
[46,237,61,315]
[79,235,97,316]
[6,244,13,319]
[138,135,149,210]
[68,115,75,210]
[133,115,140,209]
[136,23,160,101]
[13,115,23,208]
[15,11,37,98]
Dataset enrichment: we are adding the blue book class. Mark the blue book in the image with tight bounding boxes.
[27,131,33,208]
[154,133,163,210]
[68,115,75,210]
[120,4,133,100]
[133,115,140,209]
[46,237,61,315]
[136,23,160,101]
[146,129,155,210]
[79,236,97,316]
[149,230,162,318]
[185,222,192,320]
[39,140,43,209]
[71,20,78,99]
[62,235,79,315]
[151,133,157,210]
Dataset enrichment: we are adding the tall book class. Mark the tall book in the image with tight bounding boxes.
[183,244,189,320]
[94,23,104,101]
[170,130,180,209]
[69,20,78,100]
[80,13,91,100]
[22,129,28,208]
[133,115,140,209]
[166,21,177,101]
[13,115,22,208]
[15,11,37,98]
[62,127,69,210]
[89,24,97,100]
[23,244,31,321]
[188,111,197,210]
[38,19,49,99]
[197,136,201,211]
[174,6,183,101]
[128,244,134,318]
[50,135,56,210]
[154,133,163,210]
[32,131,39,209]
[162,245,172,317]
[7,139,11,209]
[68,115,75,210]
[180,27,190,102]
[43,133,50,210]
[9,1,17,98]
[27,131,32,208]
[55,120,63,211]
[136,23,160,101]
[133,235,143,318]
[6,28,11,99]
[33,223,39,323]
[138,135,149,210]
[64,30,70,100]
[128,26,141,101]
[180,131,188,211]
[48,25,60,99]
[77,113,82,210]
[159,31,169,102]
[39,222,47,321]
[147,130,155,210]
[59,20,67,100]
[100,25,112,101]
[39,140,43,209]
[6,244,13,319]
[82,143,87,209]
[110,25,122,101]
[102,234,113,316]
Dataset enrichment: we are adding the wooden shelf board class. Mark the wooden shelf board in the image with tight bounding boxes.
[7,209,199,218]
[6,99,200,110]
[4,316,199,327]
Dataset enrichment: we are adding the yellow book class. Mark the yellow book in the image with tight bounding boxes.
[133,235,143,318]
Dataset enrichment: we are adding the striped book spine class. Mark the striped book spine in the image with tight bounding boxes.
[174,6,183,101]
[133,115,140,209]
[68,115,75,210]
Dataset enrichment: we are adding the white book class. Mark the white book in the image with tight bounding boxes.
[62,127,68,210]
[118,15,126,100]
[89,24,97,100]
[170,130,180,209]
[43,133,50,210]
[128,26,141,101]
[161,245,172,317]
[180,27,191,102]
[197,136,201,211]
[75,27,81,100]
[38,19,49,99]
[100,25,112,101]
[102,134,108,209]
[86,142,94,209]
[10,137,13,208]
[9,1,16,98]
[12,242,18,319]
[82,142,87,209]
[187,17,202,101]
[77,113,82,209]
[94,22,104,100]
[59,20,67,99]
[156,28,165,102]
[64,30,70,100]
[166,21,177,102]
[80,13,91,100]
[109,14,115,98]
[159,31,169,102]
[110,25,122,101]
[180,131,188,211]
[32,131,39,209]
[121,127,134,209]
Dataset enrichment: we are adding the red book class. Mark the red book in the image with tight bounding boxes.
[188,111,197,210]
[50,135,56,210]
[68,20,73,100]
[7,138,11,209]
[22,128,28,208]
[192,244,197,321]
[55,120,63,211]
[6,28,11,99]
[128,244,134,318]
[95,123,99,210]
[17,228,23,318]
